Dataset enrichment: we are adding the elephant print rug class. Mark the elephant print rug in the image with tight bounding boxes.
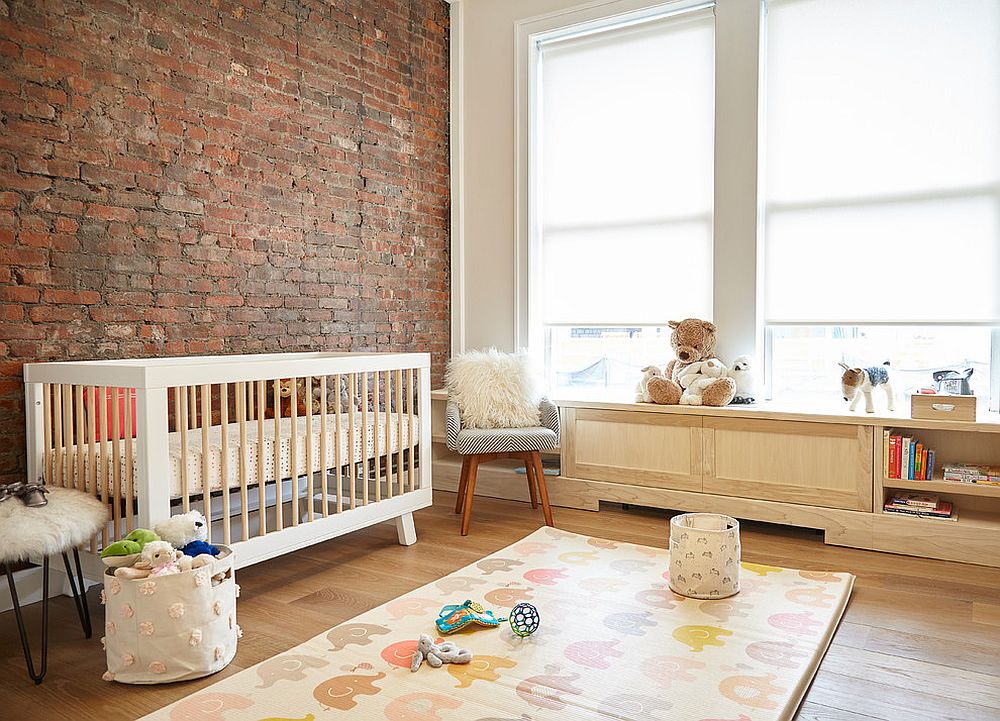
[141,527,854,721]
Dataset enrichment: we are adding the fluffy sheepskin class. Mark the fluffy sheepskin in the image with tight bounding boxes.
[0,486,108,562]
[445,349,540,429]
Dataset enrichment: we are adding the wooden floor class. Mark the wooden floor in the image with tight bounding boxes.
[2,492,999,720]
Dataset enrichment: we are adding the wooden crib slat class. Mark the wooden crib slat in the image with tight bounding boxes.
[188,386,197,429]
[246,381,255,422]
[373,370,381,504]
[62,385,72,488]
[97,386,110,543]
[74,385,85,491]
[383,371,392,499]
[257,380,266,535]
[220,382,231,545]
[334,373,343,514]
[200,384,212,545]
[53,384,63,487]
[348,373,356,510]
[124,387,134,533]
[361,372,369,507]
[319,375,328,517]
[290,377,299,527]
[305,376,314,522]
[237,382,248,541]
[42,383,52,484]
[178,387,190,513]
[273,379,283,532]
[110,387,122,538]
[409,368,416,492]
[396,369,404,498]
[87,386,99,548]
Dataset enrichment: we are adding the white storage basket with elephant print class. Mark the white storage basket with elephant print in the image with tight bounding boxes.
[102,546,239,684]
[668,512,741,599]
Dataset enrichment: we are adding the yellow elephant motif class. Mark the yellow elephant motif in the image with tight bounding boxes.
[741,562,783,577]
[672,624,733,652]
[447,655,517,688]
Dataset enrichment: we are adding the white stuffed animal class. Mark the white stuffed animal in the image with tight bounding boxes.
[728,355,756,404]
[679,359,727,406]
[154,511,217,570]
[635,365,665,403]
[114,541,186,579]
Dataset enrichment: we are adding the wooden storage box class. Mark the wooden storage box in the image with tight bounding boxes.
[911,394,977,423]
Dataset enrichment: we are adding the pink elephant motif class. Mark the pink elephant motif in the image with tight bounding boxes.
[785,586,836,608]
[523,568,569,586]
[383,692,462,721]
[587,537,620,550]
[767,611,822,636]
[516,665,584,710]
[639,655,706,688]
[718,673,786,710]
[564,639,624,669]
[386,597,439,620]
[483,585,534,608]
[513,541,555,555]
[169,693,253,721]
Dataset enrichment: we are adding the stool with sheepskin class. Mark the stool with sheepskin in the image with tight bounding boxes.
[445,350,559,535]
[0,484,107,684]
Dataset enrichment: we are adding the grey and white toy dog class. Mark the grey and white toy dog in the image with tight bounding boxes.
[839,361,894,413]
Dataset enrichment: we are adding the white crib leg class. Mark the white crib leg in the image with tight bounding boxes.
[395,512,416,546]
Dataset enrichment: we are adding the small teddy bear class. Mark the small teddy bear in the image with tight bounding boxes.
[410,633,472,672]
[679,359,727,406]
[635,365,665,403]
[114,541,183,579]
[154,510,218,568]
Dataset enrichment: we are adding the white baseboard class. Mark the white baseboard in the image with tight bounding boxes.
[1,564,99,614]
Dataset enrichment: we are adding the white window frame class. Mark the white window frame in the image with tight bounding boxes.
[516,0,1000,410]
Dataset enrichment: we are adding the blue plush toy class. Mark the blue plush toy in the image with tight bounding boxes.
[181,539,220,558]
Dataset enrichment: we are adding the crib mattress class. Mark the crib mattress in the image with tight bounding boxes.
[51,412,420,500]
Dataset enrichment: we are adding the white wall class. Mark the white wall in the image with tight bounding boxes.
[451,0,762,364]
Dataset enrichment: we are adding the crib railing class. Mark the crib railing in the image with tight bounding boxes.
[24,352,431,564]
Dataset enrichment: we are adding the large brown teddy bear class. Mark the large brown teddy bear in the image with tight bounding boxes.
[647,318,736,406]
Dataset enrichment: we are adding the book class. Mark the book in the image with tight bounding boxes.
[926,450,935,480]
[909,442,916,480]
[890,492,939,509]
[882,429,891,479]
[883,504,958,521]
[920,449,929,480]
[901,437,911,480]
[889,435,900,479]
[884,499,952,515]
[914,443,923,479]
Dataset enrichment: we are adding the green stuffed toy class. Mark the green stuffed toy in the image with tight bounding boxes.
[99,528,159,568]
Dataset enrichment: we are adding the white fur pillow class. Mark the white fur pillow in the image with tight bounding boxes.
[446,349,540,429]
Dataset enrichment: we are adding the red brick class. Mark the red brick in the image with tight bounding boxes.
[43,289,101,304]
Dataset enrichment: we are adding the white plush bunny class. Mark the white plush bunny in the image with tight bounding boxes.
[679,359,727,406]
[635,365,665,403]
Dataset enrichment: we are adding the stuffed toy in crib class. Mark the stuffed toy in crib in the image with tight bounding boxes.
[264,378,313,418]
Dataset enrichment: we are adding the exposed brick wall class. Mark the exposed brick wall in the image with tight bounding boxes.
[0,0,450,483]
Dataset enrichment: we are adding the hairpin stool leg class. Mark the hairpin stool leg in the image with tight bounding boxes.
[62,549,92,638]
[3,556,50,684]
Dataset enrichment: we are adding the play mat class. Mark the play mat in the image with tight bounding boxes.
[142,526,854,721]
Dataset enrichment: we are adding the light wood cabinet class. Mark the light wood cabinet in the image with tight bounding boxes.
[562,408,702,492]
[702,418,874,512]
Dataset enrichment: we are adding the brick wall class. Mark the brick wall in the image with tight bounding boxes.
[0,0,450,483]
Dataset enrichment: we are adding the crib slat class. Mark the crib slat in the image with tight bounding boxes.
[348,373,356,510]
[53,384,63,487]
[273,378,283,532]
[87,386,99,548]
[361,372,369,507]
[319,375,328,517]
[290,377,299,527]
[62,385,72,488]
[110,387,122,538]
[178,387,190,513]
[237,382,248,541]
[97,386,110,543]
[409,368,416,492]
[396,369,404,498]
[256,380,266,535]
[200,384,212,545]
[373,370,381,504]
[246,381,255,422]
[334,373,343,514]
[124,387,134,533]
[382,371,390,499]
[189,386,198,429]
[220,382,231,545]
[305,376,314,522]
[74,385,85,491]
[42,383,52,484]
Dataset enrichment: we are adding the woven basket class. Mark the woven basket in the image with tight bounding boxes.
[668,513,740,599]
[102,546,238,684]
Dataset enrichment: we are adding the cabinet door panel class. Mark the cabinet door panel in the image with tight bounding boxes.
[702,418,873,511]
[563,408,702,491]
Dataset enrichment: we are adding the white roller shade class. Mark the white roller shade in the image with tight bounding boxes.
[763,0,1000,325]
[538,9,715,325]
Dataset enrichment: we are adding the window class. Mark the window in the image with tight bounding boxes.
[763,0,1000,404]
[531,6,715,397]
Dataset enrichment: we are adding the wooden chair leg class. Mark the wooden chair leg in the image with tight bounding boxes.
[531,451,554,527]
[460,455,480,536]
[455,456,471,514]
[524,456,539,509]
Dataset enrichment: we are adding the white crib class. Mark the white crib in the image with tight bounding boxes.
[22,352,432,573]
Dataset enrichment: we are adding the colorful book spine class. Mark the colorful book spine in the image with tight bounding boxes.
[914,443,923,479]
[882,429,890,479]
[889,435,900,478]
[902,438,912,480]
[921,449,929,480]
[926,450,935,480]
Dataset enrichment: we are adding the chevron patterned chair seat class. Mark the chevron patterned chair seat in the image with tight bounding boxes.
[446,398,559,535]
